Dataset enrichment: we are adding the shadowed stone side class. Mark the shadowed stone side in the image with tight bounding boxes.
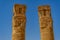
[12,4,26,40]
[38,5,54,40]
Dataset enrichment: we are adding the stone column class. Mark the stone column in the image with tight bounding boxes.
[38,5,54,40]
[12,4,26,40]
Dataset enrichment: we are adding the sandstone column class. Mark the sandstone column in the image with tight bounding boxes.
[12,4,26,40]
[38,5,54,40]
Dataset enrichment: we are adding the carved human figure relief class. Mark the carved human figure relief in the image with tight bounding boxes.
[40,17,52,29]
[12,4,26,40]
[38,5,54,40]
[14,16,26,27]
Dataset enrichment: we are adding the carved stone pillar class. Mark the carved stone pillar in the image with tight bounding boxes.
[12,4,26,40]
[38,5,54,40]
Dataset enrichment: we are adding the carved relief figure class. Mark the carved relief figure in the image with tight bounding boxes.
[38,5,54,40]
[12,4,26,40]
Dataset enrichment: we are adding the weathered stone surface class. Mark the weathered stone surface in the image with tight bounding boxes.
[12,4,26,40]
[38,5,54,40]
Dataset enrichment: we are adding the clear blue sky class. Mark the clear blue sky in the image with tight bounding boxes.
[0,0,60,40]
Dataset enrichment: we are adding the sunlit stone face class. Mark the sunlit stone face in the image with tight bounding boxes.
[38,5,54,40]
[12,4,26,40]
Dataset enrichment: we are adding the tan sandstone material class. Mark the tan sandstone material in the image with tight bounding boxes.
[38,5,54,40]
[12,4,26,40]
